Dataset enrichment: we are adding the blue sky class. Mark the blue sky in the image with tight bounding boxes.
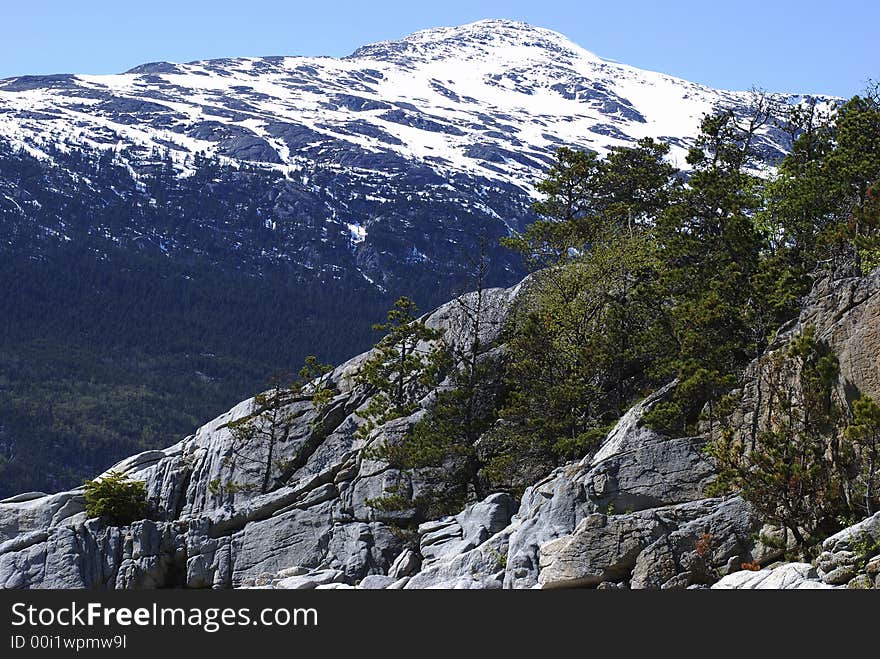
[1,0,876,97]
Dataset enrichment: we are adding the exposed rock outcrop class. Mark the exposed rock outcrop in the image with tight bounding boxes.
[2,269,880,590]
[722,272,880,450]
[0,283,521,589]
[712,563,832,589]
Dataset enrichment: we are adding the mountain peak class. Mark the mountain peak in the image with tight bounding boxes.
[346,18,599,66]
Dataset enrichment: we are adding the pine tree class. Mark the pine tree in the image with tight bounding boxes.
[494,140,679,487]
[647,98,774,433]
[224,374,301,497]
[83,471,147,526]
[355,297,447,440]
[829,93,880,272]
[846,396,880,516]
[500,147,603,267]
[706,328,846,553]
[501,139,677,267]
[763,90,880,277]
[363,243,511,514]
[223,356,334,498]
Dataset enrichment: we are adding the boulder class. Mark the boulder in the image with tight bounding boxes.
[537,513,662,588]
[405,530,510,589]
[229,502,335,586]
[583,434,715,514]
[419,493,515,565]
[814,511,880,586]
[0,491,86,543]
[816,550,859,586]
[712,563,833,589]
[358,575,397,589]
[630,496,763,589]
[388,548,421,579]
[821,510,880,554]
[274,569,347,590]
[846,574,874,589]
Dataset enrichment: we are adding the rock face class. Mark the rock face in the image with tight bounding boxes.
[538,513,663,588]
[0,283,521,589]
[712,563,833,589]
[723,272,880,450]
[815,511,880,587]
[498,383,735,590]
[3,269,880,590]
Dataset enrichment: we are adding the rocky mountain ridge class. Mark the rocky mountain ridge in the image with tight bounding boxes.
[1,19,815,186]
[2,267,879,590]
[0,19,835,290]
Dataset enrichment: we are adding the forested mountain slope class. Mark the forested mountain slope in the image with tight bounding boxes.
[0,19,839,496]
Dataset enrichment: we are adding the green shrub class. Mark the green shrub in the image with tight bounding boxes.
[83,470,147,526]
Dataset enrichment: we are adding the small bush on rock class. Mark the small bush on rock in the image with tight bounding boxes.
[83,470,147,526]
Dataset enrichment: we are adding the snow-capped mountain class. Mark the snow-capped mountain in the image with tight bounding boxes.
[0,19,838,497]
[0,19,834,297]
[0,19,818,191]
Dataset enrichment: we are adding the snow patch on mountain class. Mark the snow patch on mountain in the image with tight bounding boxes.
[0,19,836,197]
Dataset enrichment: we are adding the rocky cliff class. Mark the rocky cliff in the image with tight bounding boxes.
[2,269,879,589]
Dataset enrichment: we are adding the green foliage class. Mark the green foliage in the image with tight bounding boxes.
[647,99,772,433]
[485,545,508,569]
[355,297,447,439]
[553,425,613,462]
[207,478,222,497]
[854,182,880,273]
[207,477,251,499]
[365,484,418,513]
[83,471,147,526]
[222,356,335,498]
[375,358,502,516]
[690,88,880,471]
[0,239,385,499]
[501,147,603,267]
[845,395,880,515]
[499,139,678,473]
[849,531,880,569]
[11,83,880,552]
[706,328,848,554]
[364,259,505,515]
[501,139,677,268]
[763,92,880,277]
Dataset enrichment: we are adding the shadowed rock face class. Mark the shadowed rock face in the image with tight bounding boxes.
[2,269,879,590]
[722,271,880,451]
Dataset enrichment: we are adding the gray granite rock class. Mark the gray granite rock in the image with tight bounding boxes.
[405,529,510,589]
[388,548,421,579]
[358,574,397,589]
[712,563,833,589]
[538,513,662,588]
[274,569,346,590]
[630,496,762,589]
[419,493,516,565]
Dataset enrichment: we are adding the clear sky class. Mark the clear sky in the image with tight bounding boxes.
[1,0,876,97]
